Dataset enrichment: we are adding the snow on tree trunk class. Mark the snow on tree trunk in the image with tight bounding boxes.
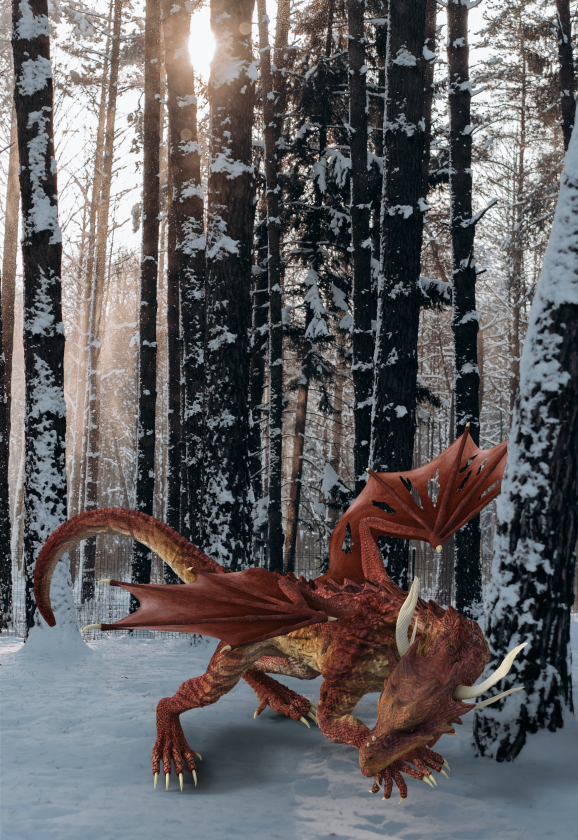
[2,102,19,442]
[447,0,482,620]
[163,1,207,552]
[555,0,576,152]
[0,276,11,630]
[11,0,69,637]
[347,0,373,498]
[132,0,161,596]
[473,120,578,761]
[257,0,284,573]
[370,0,429,589]
[203,0,257,569]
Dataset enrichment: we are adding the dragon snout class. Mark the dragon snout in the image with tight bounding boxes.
[359,731,424,777]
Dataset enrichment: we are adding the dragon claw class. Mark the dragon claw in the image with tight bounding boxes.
[443,759,450,771]
[179,773,183,792]
[398,797,406,804]
[307,711,317,724]
[254,709,259,719]
[154,772,158,789]
[440,769,449,780]
[428,773,437,786]
[423,775,434,788]
[192,769,197,787]
[299,715,310,729]
[165,773,170,791]
[195,752,202,761]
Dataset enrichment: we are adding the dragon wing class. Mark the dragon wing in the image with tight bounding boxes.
[322,427,507,585]
[99,568,333,648]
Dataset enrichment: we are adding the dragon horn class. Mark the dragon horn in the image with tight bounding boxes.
[452,642,528,700]
[396,576,420,657]
[34,508,224,627]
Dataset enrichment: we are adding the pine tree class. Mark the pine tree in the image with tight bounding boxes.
[370,0,430,588]
[447,0,482,619]
[12,0,68,635]
[132,0,161,595]
[473,120,578,760]
[348,0,373,497]
[203,0,257,568]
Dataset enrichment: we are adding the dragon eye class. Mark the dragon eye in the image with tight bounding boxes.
[405,729,416,733]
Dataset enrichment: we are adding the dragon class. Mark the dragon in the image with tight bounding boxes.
[34,427,526,803]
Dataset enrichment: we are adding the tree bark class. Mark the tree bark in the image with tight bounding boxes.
[163,1,206,550]
[348,0,373,497]
[132,0,161,596]
[370,0,429,589]
[283,0,334,576]
[2,103,19,444]
[82,0,122,602]
[12,0,67,635]
[257,0,285,572]
[473,127,578,759]
[447,0,481,620]
[0,269,11,630]
[555,0,576,152]
[203,0,257,569]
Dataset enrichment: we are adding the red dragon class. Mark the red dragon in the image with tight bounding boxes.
[34,427,526,802]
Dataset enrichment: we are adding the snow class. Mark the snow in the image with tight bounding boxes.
[2,621,577,840]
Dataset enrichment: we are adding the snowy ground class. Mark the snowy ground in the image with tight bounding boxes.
[2,622,578,840]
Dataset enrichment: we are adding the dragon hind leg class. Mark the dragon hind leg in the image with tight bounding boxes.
[244,656,320,725]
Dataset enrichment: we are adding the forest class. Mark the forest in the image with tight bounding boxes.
[1,0,578,809]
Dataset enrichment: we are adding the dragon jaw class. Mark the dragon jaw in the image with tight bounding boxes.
[357,583,526,779]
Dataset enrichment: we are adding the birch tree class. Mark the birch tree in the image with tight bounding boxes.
[0,270,10,629]
[12,0,68,635]
[473,118,578,760]
[203,0,256,568]
[2,103,19,439]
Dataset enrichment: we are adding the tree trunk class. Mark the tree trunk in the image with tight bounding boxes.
[82,0,122,603]
[509,30,526,416]
[257,0,285,572]
[2,103,19,443]
[73,17,110,525]
[348,0,373,497]
[555,0,576,152]
[203,0,257,569]
[163,0,206,552]
[422,0,436,191]
[473,125,578,759]
[0,270,11,630]
[283,0,334,576]
[132,0,161,596]
[370,0,429,589]
[447,0,481,620]
[12,0,68,635]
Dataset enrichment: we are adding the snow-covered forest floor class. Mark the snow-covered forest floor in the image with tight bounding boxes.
[2,623,578,840]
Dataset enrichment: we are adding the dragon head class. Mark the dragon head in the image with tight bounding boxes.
[358,578,526,778]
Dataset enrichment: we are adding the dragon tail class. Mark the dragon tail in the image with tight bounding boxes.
[34,507,225,627]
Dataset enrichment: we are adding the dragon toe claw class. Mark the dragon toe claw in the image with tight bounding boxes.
[299,715,310,729]
[165,773,170,790]
[179,772,183,792]
[192,769,197,787]
[154,772,158,789]
[440,769,449,780]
